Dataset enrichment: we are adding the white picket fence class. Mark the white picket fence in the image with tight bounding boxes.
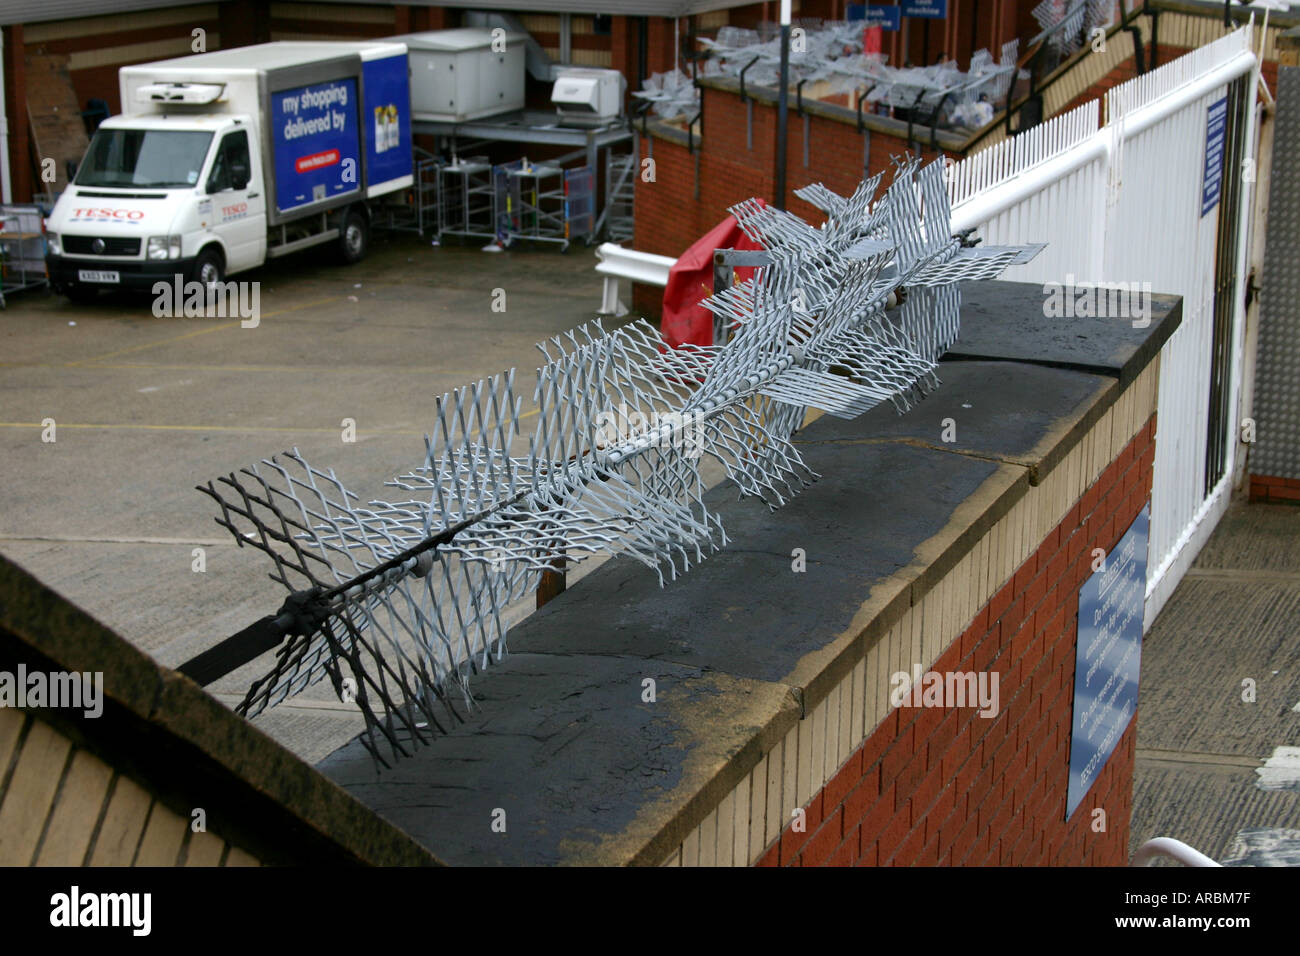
[948,26,1261,628]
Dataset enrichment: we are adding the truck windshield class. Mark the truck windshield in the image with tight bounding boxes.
[76,128,213,188]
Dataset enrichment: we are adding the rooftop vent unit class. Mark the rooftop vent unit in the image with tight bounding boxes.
[551,67,624,125]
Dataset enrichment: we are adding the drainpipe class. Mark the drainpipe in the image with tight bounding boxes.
[775,0,791,210]
[0,28,11,203]
[560,12,572,65]
[1145,0,1159,69]
[637,16,648,89]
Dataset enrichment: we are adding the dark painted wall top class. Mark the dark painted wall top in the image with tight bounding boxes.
[317,281,1181,866]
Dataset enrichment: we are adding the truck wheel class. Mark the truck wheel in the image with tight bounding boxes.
[339,208,368,264]
[192,247,225,287]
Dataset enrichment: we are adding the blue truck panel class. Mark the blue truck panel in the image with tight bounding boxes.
[361,54,413,192]
[271,77,362,215]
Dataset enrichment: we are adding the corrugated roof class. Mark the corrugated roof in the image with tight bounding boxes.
[2,0,753,28]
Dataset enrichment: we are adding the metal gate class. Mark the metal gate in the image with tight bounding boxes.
[948,26,1262,628]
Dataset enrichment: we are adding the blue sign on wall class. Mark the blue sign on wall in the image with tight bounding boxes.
[863,5,902,29]
[362,55,412,190]
[272,77,361,215]
[1202,95,1228,217]
[901,0,948,18]
[1066,502,1150,819]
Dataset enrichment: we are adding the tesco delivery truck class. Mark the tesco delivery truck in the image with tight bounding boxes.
[44,41,412,302]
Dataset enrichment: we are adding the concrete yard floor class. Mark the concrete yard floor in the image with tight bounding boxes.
[0,232,627,763]
[1130,500,1300,865]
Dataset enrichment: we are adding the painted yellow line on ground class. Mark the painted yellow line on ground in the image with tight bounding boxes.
[0,362,486,375]
[0,422,428,435]
[0,407,539,436]
[65,296,343,366]
[65,321,243,366]
[0,534,228,546]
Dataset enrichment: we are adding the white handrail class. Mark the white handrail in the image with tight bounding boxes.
[1131,838,1221,867]
[594,242,677,316]
[594,242,676,286]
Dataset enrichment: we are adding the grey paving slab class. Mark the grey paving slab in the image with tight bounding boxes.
[1192,501,1300,573]
[953,280,1182,386]
[1130,759,1300,865]
[1221,828,1300,866]
[1138,576,1300,757]
[1132,501,1300,865]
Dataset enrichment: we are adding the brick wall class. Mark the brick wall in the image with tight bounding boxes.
[636,87,951,261]
[754,414,1157,866]
[632,86,951,315]
[22,5,228,119]
[1249,474,1300,505]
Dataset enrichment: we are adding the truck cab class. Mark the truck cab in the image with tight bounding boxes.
[43,41,411,303]
[46,112,267,299]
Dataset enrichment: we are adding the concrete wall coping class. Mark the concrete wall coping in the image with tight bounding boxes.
[319,280,1182,866]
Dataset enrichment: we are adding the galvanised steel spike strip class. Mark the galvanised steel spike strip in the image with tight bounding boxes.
[179,156,1044,767]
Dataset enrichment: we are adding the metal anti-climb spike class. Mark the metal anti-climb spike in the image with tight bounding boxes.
[183,154,1046,768]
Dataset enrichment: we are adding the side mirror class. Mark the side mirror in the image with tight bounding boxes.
[65,159,78,181]
[230,162,250,190]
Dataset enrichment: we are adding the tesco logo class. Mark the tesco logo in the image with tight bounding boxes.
[72,208,145,219]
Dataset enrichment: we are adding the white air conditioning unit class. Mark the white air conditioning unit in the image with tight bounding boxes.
[551,68,625,125]
[133,82,225,105]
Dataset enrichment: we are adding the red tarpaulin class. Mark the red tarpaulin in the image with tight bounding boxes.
[660,206,765,348]
[864,25,883,56]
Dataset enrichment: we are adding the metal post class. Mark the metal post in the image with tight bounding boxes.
[740,56,759,150]
[712,251,732,347]
[797,78,810,168]
[775,17,791,209]
[857,88,872,175]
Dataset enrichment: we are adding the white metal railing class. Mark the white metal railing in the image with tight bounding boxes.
[949,25,1259,627]
[594,242,676,315]
[1132,837,1222,867]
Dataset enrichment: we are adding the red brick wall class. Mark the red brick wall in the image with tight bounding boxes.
[24,14,227,119]
[1249,474,1300,504]
[756,413,1158,866]
[636,87,951,261]
[632,85,951,315]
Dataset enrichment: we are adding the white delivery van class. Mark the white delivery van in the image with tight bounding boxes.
[44,41,412,302]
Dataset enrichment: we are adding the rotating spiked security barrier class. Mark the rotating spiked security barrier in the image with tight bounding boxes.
[179,157,1044,767]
